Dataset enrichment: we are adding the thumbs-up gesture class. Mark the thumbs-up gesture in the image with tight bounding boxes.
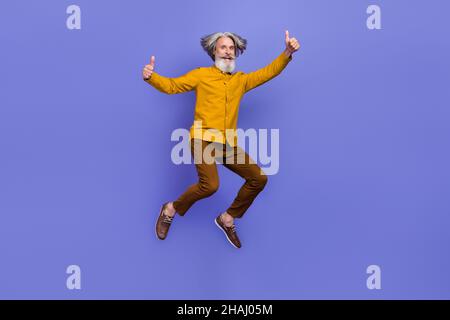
[143,55,155,80]
[284,30,300,55]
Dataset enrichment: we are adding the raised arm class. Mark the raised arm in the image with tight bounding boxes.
[142,55,199,94]
[244,30,300,93]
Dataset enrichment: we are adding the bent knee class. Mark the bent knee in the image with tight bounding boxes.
[258,174,268,187]
[199,180,219,196]
[249,173,268,189]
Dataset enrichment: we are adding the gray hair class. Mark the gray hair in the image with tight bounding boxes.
[200,32,247,61]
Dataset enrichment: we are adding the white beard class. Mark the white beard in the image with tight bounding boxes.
[215,57,236,73]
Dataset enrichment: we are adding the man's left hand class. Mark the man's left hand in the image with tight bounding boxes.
[284,30,300,56]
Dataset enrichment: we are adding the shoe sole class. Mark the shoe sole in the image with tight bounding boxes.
[214,218,240,249]
[155,204,166,240]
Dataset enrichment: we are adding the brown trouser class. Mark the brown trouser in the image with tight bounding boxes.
[173,139,268,218]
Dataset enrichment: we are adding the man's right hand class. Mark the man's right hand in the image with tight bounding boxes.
[143,55,155,80]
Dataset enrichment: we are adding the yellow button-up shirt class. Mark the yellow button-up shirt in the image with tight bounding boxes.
[145,52,292,146]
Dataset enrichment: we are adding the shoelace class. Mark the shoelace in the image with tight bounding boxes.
[220,217,236,233]
[162,212,173,224]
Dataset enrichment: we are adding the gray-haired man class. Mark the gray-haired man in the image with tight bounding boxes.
[143,31,300,248]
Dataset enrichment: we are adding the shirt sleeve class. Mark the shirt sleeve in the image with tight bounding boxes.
[243,52,292,93]
[145,68,200,94]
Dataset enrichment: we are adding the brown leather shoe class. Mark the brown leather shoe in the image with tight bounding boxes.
[214,215,242,248]
[155,202,174,240]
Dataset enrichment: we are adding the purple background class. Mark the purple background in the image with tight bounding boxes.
[1,0,449,299]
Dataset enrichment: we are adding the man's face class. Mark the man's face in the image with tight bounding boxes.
[214,36,236,73]
[214,36,236,61]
